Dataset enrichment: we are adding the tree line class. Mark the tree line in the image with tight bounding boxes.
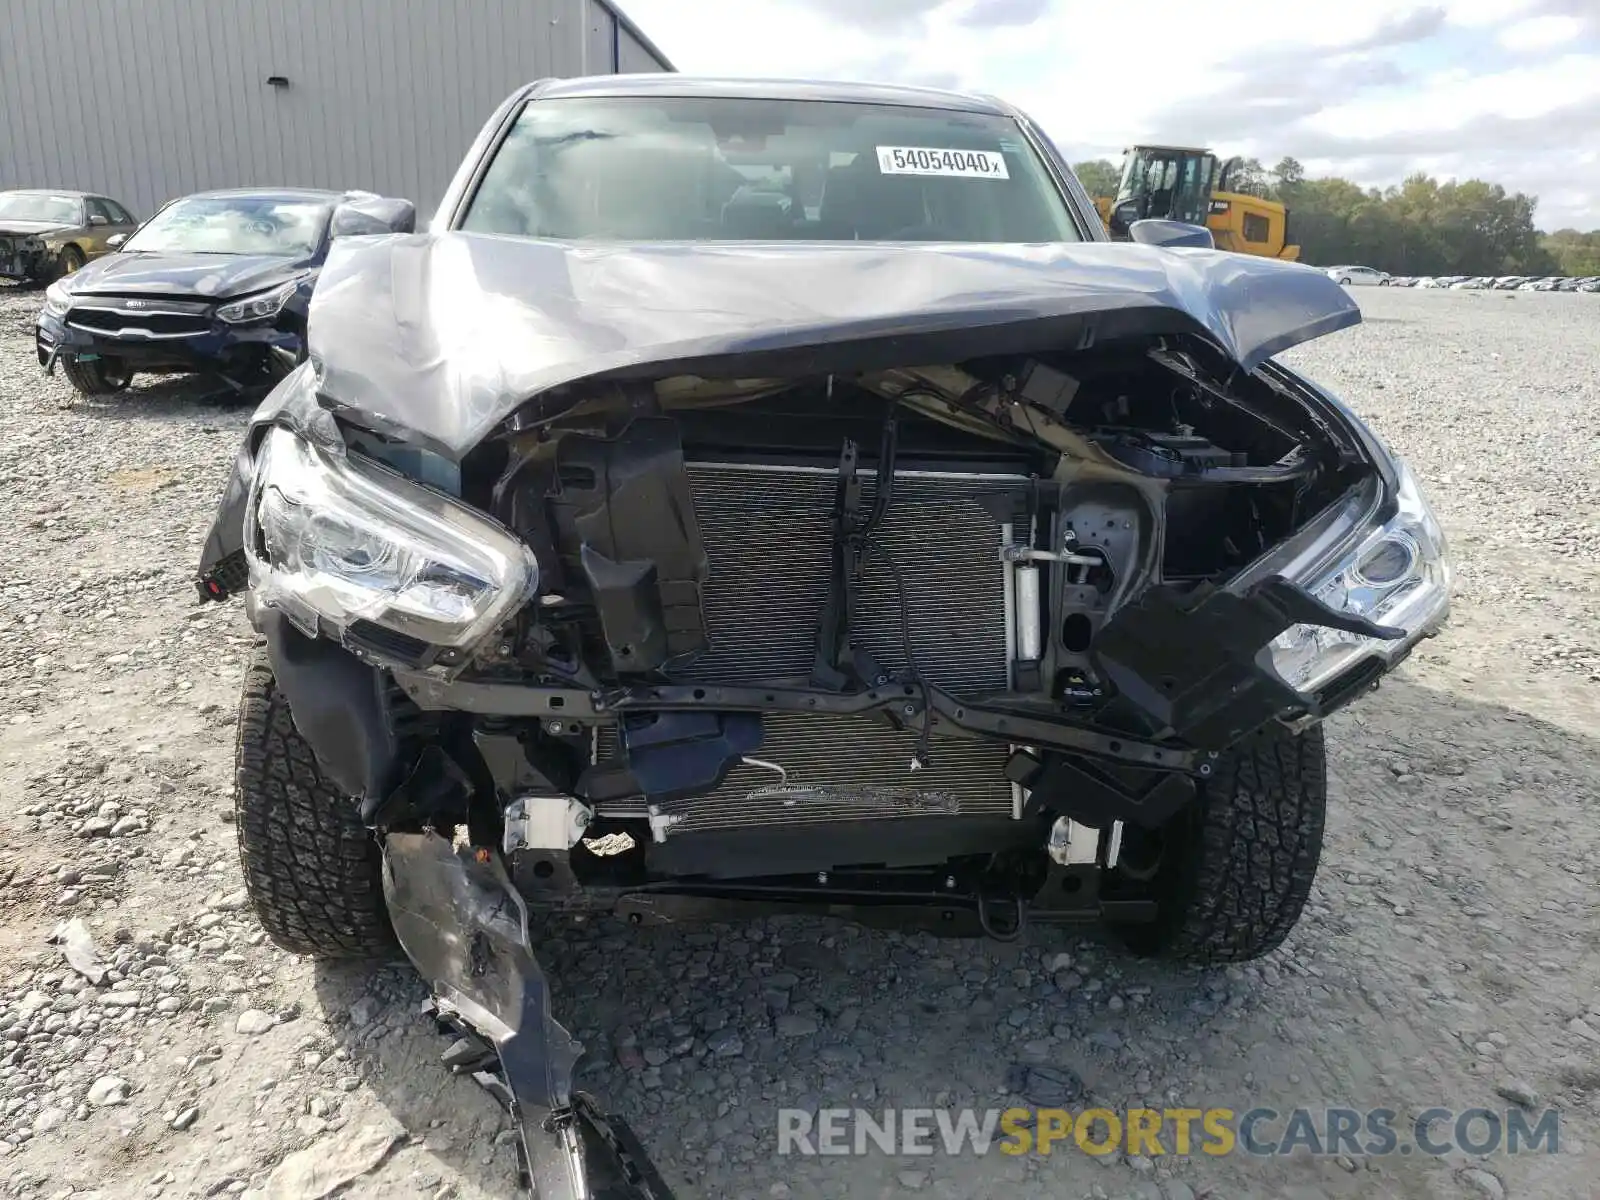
[1071,157,1599,277]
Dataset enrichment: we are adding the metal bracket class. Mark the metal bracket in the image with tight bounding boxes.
[503,794,594,855]
[1000,545,1104,568]
[1046,816,1101,865]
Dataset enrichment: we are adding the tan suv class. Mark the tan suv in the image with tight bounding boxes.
[0,189,139,283]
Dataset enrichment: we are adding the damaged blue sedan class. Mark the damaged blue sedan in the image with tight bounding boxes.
[194,76,1452,1198]
[37,187,413,398]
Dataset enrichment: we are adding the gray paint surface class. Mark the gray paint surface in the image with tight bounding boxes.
[0,0,669,221]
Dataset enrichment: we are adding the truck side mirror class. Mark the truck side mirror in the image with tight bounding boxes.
[330,197,417,238]
[1110,199,1141,236]
[1128,219,1215,250]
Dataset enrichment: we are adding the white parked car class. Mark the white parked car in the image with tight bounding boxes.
[1326,265,1391,286]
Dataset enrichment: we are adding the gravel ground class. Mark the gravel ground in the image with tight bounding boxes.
[0,282,1596,1200]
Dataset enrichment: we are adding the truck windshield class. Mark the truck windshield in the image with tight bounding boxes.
[460,96,1081,243]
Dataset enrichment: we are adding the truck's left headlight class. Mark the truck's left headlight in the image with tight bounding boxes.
[1270,457,1451,695]
[245,426,538,650]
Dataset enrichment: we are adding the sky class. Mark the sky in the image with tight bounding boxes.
[616,0,1600,231]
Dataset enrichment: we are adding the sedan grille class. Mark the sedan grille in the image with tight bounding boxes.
[66,300,210,339]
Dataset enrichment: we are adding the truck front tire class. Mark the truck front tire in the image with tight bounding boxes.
[1113,724,1327,963]
[234,652,396,959]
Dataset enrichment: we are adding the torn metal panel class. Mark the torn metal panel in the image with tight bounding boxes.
[380,833,583,1194]
[382,831,678,1199]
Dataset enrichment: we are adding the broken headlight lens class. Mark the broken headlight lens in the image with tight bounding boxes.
[1270,458,1451,695]
[245,426,538,649]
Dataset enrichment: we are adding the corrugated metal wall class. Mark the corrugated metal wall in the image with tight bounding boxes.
[0,0,670,221]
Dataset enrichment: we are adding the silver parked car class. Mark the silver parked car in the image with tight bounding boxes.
[1326,265,1391,286]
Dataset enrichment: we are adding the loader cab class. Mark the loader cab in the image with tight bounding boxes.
[1110,145,1218,232]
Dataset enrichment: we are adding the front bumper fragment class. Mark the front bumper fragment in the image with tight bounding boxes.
[382,832,676,1200]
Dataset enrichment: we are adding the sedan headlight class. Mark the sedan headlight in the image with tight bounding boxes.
[217,278,302,324]
[43,281,72,316]
[1270,458,1451,695]
[245,426,538,650]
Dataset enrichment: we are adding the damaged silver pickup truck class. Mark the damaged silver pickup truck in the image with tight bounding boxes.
[195,76,1451,1197]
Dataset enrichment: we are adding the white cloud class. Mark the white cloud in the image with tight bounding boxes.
[1498,14,1588,50]
[1442,0,1542,28]
[1308,54,1600,134]
[615,0,1600,228]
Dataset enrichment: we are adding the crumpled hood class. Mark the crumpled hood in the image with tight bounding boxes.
[68,251,312,300]
[0,220,75,238]
[307,232,1361,460]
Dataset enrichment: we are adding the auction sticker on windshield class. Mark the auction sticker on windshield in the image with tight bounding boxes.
[876,147,1010,179]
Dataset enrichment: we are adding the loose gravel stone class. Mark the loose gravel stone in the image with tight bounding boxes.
[86,1077,128,1107]
[773,1014,818,1037]
[1458,1167,1508,1200]
[235,1010,275,1036]
[1495,1079,1540,1109]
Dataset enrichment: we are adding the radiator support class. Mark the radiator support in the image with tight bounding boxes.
[608,459,1022,834]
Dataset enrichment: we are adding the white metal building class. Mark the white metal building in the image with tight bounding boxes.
[0,0,672,221]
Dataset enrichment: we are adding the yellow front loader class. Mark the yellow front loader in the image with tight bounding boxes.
[1092,145,1299,261]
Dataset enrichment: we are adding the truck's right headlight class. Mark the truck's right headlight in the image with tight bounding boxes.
[244,426,538,650]
[1270,457,1451,694]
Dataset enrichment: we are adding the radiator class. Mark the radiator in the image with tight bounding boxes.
[593,461,1023,831]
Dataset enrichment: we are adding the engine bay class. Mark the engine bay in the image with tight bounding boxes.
[465,333,1361,697]
[337,332,1386,868]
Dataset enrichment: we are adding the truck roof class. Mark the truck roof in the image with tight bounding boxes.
[529,73,1012,116]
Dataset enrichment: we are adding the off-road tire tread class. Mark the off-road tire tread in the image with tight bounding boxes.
[1122,725,1326,964]
[59,356,127,397]
[234,653,395,958]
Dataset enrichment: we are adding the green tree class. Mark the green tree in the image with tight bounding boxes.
[1268,163,1562,275]
[1544,229,1600,275]
[1271,157,1305,196]
[1222,157,1272,197]
[1072,159,1121,198]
